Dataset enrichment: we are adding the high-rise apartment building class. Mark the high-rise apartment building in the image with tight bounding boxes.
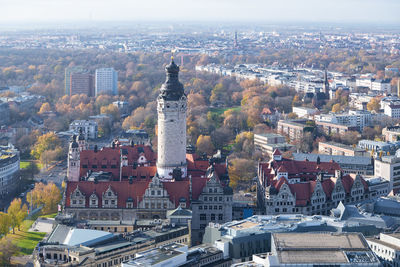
[95,68,118,96]
[70,72,94,96]
[65,66,84,95]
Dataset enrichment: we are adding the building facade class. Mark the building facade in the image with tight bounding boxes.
[368,233,400,267]
[375,155,400,194]
[70,72,94,97]
[257,149,386,216]
[69,120,98,140]
[0,144,20,200]
[383,126,400,142]
[65,66,85,95]
[319,141,367,156]
[95,68,118,96]
[254,133,294,158]
[277,120,311,141]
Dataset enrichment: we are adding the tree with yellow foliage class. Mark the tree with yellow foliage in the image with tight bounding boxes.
[0,212,11,237]
[27,182,61,214]
[38,102,51,114]
[331,103,341,113]
[30,132,62,161]
[228,158,256,188]
[7,198,27,234]
[367,98,380,112]
[196,135,214,156]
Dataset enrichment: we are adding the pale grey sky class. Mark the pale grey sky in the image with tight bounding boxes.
[0,0,399,24]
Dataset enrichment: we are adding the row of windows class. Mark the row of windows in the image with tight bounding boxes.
[204,196,223,202]
[199,213,224,221]
[82,165,117,169]
[72,199,116,205]
[198,205,223,210]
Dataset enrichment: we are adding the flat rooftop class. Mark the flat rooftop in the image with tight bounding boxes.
[254,133,284,138]
[126,244,186,266]
[274,233,366,250]
[367,238,400,250]
[230,221,259,230]
[274,233,377,264]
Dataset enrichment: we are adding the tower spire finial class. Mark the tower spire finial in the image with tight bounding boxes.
[171,49,176,62]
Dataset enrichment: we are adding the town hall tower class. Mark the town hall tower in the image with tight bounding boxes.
[157,58,187,179]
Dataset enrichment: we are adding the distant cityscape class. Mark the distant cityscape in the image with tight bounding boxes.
[1,20,400,267]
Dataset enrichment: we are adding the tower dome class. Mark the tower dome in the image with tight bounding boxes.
[158,59,185,101]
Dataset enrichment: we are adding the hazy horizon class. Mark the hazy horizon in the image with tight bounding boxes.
[1,0,399,25]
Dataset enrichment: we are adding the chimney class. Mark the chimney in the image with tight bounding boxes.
[94,145,98,153]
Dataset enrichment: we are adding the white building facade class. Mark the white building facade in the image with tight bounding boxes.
[69,120,98,140]
[95,68,118,96]
[157,60,187,179]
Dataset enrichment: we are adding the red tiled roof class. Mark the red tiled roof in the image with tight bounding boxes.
[163,180,190,207]
[341,175,354,193]
[262,108,272,114]
[66,179,192,208]
[66,180,151,208]
[271,160,341,176]
[321,179,335,199]
[288,183,311,206]
[191,177,207,200]
[273,149,282,156]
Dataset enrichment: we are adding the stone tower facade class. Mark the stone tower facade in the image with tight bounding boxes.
[67,131,87,182]
[157,59,187,180]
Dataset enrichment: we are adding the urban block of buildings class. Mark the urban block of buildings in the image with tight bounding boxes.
[256,149,387,216]
[65,60,233,245]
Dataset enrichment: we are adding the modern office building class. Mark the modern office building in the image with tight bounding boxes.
[95,68,118,96]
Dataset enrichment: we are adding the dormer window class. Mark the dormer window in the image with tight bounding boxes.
[108,192,112,196]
